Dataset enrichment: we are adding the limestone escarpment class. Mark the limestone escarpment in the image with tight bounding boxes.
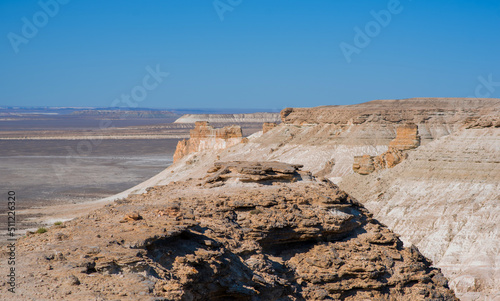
[340,128,500,300]
[280,98,499,157]
[281,98,500,127]
[145,99,500,186]
[173,121,243,163]
[174,113,280,124]
[2,162,457,300]
[353,123,420,174]
[89,97,500,300]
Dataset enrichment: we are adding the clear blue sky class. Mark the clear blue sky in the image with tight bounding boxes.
[1,0,499,110]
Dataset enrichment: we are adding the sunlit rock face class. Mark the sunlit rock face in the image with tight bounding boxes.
[353,123,421,174]
[173,121,243,163]
[340,127,500,300]
[262,122,278,134]
[174,112,281,124]
[108,97,499,300]
[5,162,457,300]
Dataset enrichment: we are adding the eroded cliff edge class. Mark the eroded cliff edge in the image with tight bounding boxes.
[12,97,496,300]
[339,127,500,300]
[173,121,244,163]
[137,97,499,300]
[0,162,457,300]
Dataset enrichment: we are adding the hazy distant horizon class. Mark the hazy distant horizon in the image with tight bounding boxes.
[0,106,282,114]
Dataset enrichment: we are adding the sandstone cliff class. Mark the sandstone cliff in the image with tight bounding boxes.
[173,121,244,163]
[0,162,457,300]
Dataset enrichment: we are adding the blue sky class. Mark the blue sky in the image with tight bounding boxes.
[1,0,499,110]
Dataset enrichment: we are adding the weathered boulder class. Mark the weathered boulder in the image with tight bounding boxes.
[204,161,312,186]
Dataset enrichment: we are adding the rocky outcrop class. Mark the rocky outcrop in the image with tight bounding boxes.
[389,123,421,150]
[353,123,420,174]
[204,161,312,186]
[465,114,500,129]
[168,99,500,181]
[262,122,277,133]
[281,98,500,126]
[173,121,243,163]
[341,128,500,300]
[188,121,242,139]
[83,97,500,300]
[352,154,376,175]
[174,113,280,124]
[373,148,407,169]
[1,162,457,300]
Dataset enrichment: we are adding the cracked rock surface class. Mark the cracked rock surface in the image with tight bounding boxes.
[1,162,457,300]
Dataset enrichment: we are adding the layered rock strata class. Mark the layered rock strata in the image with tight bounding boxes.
[388,123,421,150]
[174,113,280,124]
[262,122,278,134]
[70,97,500,300]
[353,123,420,174]
[1,162,457,300]
[280,98,500,128]
[204,161,312,186]
[340,127,500,300]
[173,121,243,163]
